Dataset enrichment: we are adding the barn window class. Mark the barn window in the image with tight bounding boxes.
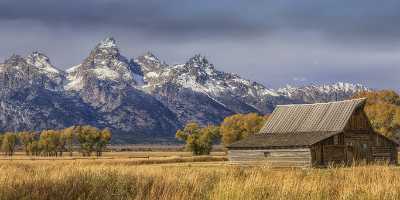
[264,152,271,157]
[376,136,382,146]
[362,143,368,149]
[333,135,339,145]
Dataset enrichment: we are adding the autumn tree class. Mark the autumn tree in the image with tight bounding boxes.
[0,125,110,157]
[62,126,75,156]
[57,130,67,156]
[2,132,17,156]
[197,125,220,155]
[17,131,35,155]
[0,135,3,153]
[76,125,100,156]
[219,113,268,146]
[353,90,400,140]
[39,130,53,156]
[39,130,66,156]
[176,122,220,155]
[27,141,40,156]
[94,128,112,157]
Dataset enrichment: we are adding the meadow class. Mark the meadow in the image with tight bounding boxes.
[0,151,400,200]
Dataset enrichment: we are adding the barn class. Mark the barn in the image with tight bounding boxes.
[227,98,398,167]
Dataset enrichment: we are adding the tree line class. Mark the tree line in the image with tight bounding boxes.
[0,125,112,157]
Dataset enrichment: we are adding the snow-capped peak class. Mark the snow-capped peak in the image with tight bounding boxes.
[142,52,160,62]
[187,54,213,69]
[328,82,368,92]
[4,54,25,65]
[97,37,117,49]
[134,52,165,73]
[65,37,144,91]
[26,51,60,74]
[276,82,369,102]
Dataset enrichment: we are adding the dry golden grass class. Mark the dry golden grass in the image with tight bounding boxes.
[0,151,226,161]
[0,158,399,200]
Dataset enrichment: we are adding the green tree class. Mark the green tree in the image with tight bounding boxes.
[2,133,17,156]
[176,122,220,155]
[219,113,267,146]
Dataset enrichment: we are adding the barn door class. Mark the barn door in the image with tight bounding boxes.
[322,145,346,164]
[350,142,369,163]
[346,146,354,164]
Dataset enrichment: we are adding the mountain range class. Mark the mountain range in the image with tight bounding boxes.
[0,37,369,143]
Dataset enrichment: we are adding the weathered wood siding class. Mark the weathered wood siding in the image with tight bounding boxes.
[344,109,397,164]
[311,135,348,166]
[228,148,311,168]
[310,108,398,166]
[370,134,397,163]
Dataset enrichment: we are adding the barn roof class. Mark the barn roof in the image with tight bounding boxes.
[259,98,366,134]
[228,98,367,148]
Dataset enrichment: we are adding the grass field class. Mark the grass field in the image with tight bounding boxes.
[1,151,400,200]
[1,151,226,159]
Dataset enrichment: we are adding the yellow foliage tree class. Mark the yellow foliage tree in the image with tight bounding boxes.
[176,122,220,155]
[353,90,400,140]
[220,113,268,146]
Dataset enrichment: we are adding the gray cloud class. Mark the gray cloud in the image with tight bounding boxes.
[0,1,399,90]
[1,0,400,42]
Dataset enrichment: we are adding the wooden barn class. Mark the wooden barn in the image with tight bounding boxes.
[227,98,398,167]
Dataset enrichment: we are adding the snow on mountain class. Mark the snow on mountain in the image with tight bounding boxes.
[63,37,181,140]
[134,52,166,73]
[0,53,65,92]
[0,37,371,143]
[97,37,117,49]
[65,37,143,91]
[26,52,61,75]
[134,52,370,117]
[277,82,369,103]
[141,54,279,98]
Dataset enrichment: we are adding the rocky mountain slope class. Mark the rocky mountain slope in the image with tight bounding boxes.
[0,37,369,143]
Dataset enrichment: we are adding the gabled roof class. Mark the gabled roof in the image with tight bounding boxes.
[260,98,366,134]
[228,98,367,148]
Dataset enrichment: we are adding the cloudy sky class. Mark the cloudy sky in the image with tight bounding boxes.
[0,0,399,90]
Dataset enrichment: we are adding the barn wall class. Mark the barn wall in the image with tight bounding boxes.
[311,134,347,166]
[311,108,398,166]
[344,109,397,164]
[370,134,397,164]
[228,148,311,167]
